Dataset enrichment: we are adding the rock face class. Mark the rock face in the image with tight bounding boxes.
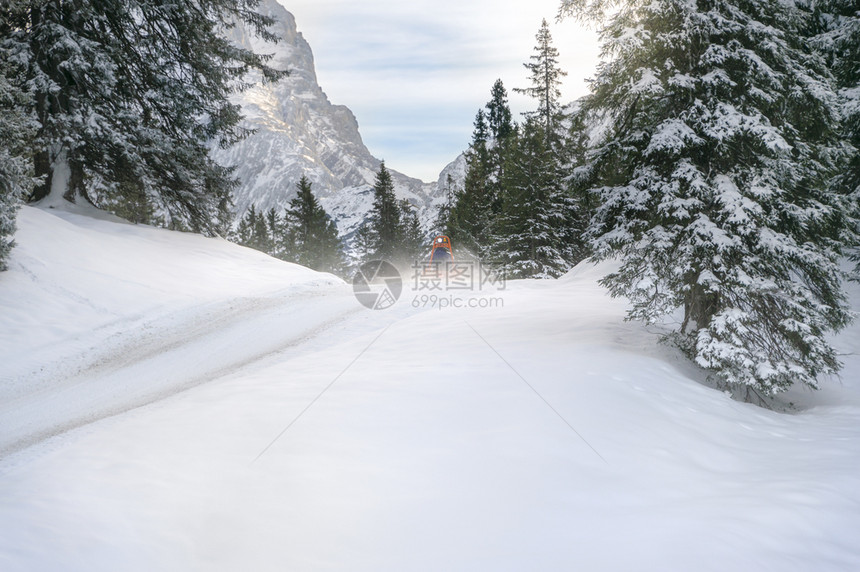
[212,0,445,244]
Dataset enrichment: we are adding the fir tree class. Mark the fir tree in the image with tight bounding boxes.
[0,17,37,271]
[399,199,426,261]
[365,162,402,261]
[486,79,515,141]
[563,101,598,263]
[92,181,157,226]
[447,110,496,256]
[0,0,285,233]
[472,108,489,146]
[434,174,459,236]
[284,176,343,273]
[265,207,286,260]
[487,81,519,211]
[513,19,568,137]
[252,208,270,253]
[214,189,235,239]
[561,0,858,396]
[447,83,523,259]
[235,204,270,253]
[234,207,253,246]
[354,222,374,264]
[489,118,577,278]
[813,0,860,251]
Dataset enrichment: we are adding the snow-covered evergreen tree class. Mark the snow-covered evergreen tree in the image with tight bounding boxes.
[365,162,402,261]
[235,204,271,253]
[514,19,568,137]
[0,182,19,271]
[489,118,577,278]
[563,100,600,261]
[398,199,426,262]
[447,81,524,260]
[263,207,286,260]
[0,10,37,271]
[447,110,495,256]
[433,174,458,236]
[561,0,858,395]
[284,176,343,273]
[813,0,860,246]
[0,0,284,233]
[484,80,517,201]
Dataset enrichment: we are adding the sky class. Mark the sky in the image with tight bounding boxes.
[280,0,601,182]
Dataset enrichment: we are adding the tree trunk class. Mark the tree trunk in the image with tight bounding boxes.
[29,149,53,202]
[28,146,90,205]
[682,281,718,334]
[64,158,90,204]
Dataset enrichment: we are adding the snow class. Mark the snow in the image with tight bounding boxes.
[629,67,664,95]
[1,206,860,570]
[0,205,344,456]
[644,118,702,156]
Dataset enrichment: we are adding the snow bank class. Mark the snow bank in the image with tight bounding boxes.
[1,205,342,372]
[0,205,346,456]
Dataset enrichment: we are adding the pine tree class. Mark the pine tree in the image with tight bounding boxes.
[235,204,270,253]
[398,199,426,262]
[316,216,343,274]
[485,81,519,215]
[469,108,493,180]
[284,176,343,273]
[563,100,598,262]
[433,174,457,236]
[0,0,285,233]
[473,108,489,146]
[0,13,37,271]
[253,209,271,253]
[489,118,577,278]
[513,19,568,137]
[234,206,253,247]
[214,189,235,239]
[354,222,374,264]
[265,207,286,260]
[813,0,860,252]
[561,0,858,395]
[365,162,402,261]
[92,181,157,226]
[447,111,495,256]
[447,86,520,258]
[486,79,514,141]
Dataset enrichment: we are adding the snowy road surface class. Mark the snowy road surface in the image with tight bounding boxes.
[1,206,859,571]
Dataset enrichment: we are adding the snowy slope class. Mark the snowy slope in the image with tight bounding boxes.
[211,0,443,242]
[0,205,348,457]
[1,207,859,571]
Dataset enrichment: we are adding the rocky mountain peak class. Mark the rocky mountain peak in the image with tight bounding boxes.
[212,0,447,244]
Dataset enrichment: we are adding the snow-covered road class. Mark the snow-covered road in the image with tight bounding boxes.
[0,286,367,456]
[1,206,859,571]
[0,207,373,457]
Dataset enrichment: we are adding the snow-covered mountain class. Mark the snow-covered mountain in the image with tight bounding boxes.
[211,0,446,242]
